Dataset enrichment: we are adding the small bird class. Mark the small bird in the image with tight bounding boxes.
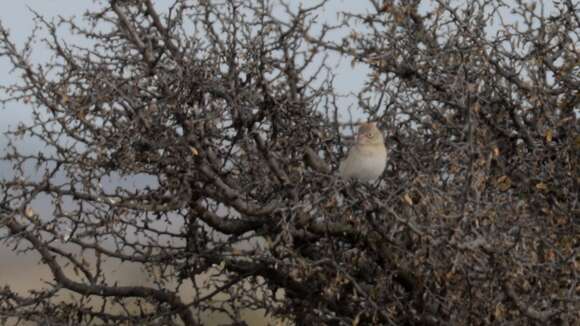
[339,122,387,183]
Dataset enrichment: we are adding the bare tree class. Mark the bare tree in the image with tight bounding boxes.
[1,0,578,325]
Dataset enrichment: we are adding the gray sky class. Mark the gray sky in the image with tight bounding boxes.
[0,0,374,184]
[0,2,572,323]
[0,1,371,135]
[0,5,370,319]
[0,0,370,276]
[0,0,563,133]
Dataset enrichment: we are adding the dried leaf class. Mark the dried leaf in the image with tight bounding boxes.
[380,4,391,12]
[350,59,357,68]
[493,147,500,158]
[496,176,511,191]
[352,313,361,326]
[403,193,413,206]
[25,206,35,218]
[545,249,556,262]
[535,182,548,191]
[494,303,506,320]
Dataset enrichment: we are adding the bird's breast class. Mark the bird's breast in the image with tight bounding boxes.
[340,145,387,182]
[356,149,386,176]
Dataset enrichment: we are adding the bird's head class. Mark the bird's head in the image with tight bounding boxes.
[356,122,384,146]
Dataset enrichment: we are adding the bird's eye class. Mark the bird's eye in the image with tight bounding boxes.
[367,133,373,138]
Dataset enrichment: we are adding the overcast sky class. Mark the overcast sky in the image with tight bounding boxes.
[2,0,558,135]
[0,0,372,240]
[0,3,372,309]
[0,1,373,137]
[0,1,571,317]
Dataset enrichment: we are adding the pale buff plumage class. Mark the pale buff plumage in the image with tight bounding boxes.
[339,122,387,182]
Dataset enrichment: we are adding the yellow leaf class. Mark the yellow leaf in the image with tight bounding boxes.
[493,147,500,158]
[190,147,198,156]
[545,129,553,142]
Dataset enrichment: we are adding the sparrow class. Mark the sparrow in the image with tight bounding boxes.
[339,122,387,183]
